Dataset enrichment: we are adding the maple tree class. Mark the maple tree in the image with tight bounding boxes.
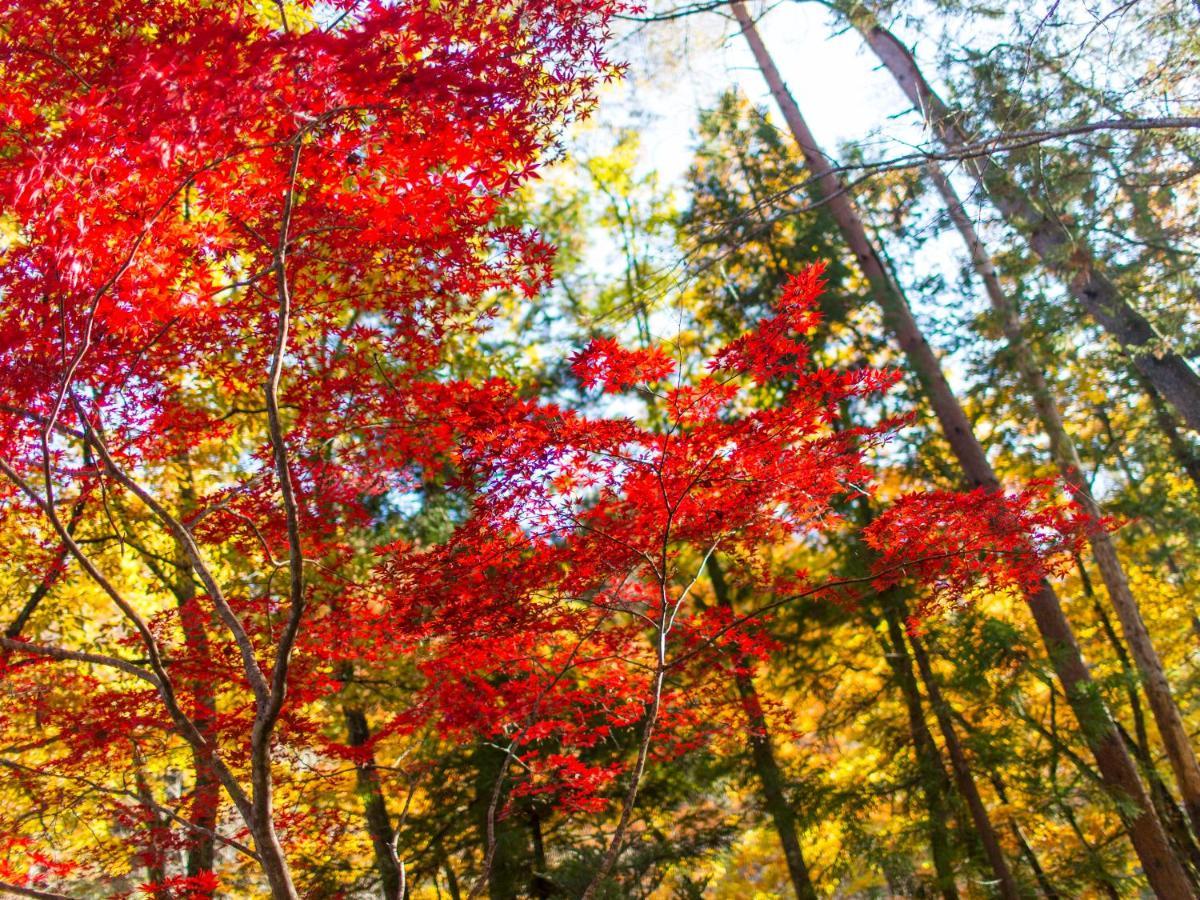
[0,0,627,895]
[0,1,1109,898]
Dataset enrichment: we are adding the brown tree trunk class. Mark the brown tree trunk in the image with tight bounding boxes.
[344,700,404,900]
[907,630,1021,899]
[853,11,1200,434]
[730,5,1193,894]
[707,556,819,900]
[174,470,219,895]
[176,579,220,892]
[925,160,1200,838]
[986,771,1061,899]
[1076,559,1200,883]
[878,601,960,899]
[1135,369,1200,493]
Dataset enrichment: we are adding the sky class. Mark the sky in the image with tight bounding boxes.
[550,0,997,417]
[600,1,930,188]
[560,0,978,348]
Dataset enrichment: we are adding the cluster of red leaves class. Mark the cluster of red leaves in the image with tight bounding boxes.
[864,481,1096,619]
[0,0,624,476]
[0,836,81,890]
[570,337,677,392]
[136,873,221,900]
[350,268,906,811]
[0,0,631,887]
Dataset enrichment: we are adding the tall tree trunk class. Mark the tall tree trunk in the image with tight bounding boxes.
[344,699,404,900]
[174,468,219,895]
[849,9,1200,434]
[176,577,220,892]
[1135,369,1200,493]
[473,744,529,900]
[1076,559,1200,883]
[879,600,960,900]
[985,771,1061,899]
[729,5,1194,894]
[132,747,170,900]
[248,770,299,900]
[440,842,463,900]
[707,556,819,900]
[907,629,1021,899]
[1091,405,1200,642]
[924,160,1200,838]
[528,805,553,899]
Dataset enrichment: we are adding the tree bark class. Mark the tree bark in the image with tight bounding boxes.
[985,771,1061,899]
[707,556,819,900]
[879,600,960,900]
[132,748,171,899]
[852,10,1200,434]
[440,842,464,900]
[344,701,404,900]
[907,629,1021,899]
[924,160,1200,838]
[1076,559,1200,883]
[528,805,553,899]
[730,5,1194,894]
[1135,370,1200,493]
[176,569,220,892]
[173,467,219,895]
[472,744,529,900]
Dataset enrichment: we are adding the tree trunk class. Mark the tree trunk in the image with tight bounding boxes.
[1077,559,1200,883]
[907,629,1021,899]
[441,842,463,900]
[473,744,529,900]
[924,160,1200,838]
[985,771,1061,899]
[729,5,1194,894]
[707,556,819,900]
[879,600,960,900]
[344,701,404,900]
[249,771,300,900]
[132,749,170,899]
[174,469,219,895]
[1135,369,1200,493]
[853,11,1200,434]
[529,805,553,899]
[177,580,220,892]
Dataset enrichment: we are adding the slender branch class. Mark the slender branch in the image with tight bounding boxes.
[0,758,260,861]
[262,132,307,726]
[467,616,610,899]
[0,880,75,900]
[72,409,271,706]
[0,636,161,686]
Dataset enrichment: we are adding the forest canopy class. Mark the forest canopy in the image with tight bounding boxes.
[0,1,1198,898]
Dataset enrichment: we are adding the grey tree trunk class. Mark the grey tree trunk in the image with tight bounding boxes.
[853,12,1200,434]
[907,629,1021,899]
[345,702,405,899]
[880,600,961,900]
[707,556,819,900]
[249,747,301,900]
[925,159,1200,837]
[729,5,1194,895]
